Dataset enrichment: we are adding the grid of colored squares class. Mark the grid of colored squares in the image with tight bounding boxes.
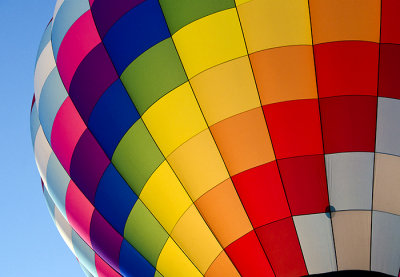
[31,0,400,276]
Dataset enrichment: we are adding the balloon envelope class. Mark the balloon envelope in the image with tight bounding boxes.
[31,0,400,276]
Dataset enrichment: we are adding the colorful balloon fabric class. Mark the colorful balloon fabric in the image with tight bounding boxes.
[31,0,400,276]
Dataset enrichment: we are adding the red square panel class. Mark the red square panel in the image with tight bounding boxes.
[232,161,291,228]
[225,231,274,277]
[314,41,379,98]
[378,44,400,99]
[256,217,307,277]
[381,0,400,44]
[263,99,324,159]
[278,155,329,216]
[319,95,377,153]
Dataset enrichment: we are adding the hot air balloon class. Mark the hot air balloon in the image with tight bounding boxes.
[31,0,400,276]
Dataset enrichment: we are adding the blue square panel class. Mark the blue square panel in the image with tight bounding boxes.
[119,239,156,277]
[95,164,138,235]
[103,0,170,74]
[88,80,140,159]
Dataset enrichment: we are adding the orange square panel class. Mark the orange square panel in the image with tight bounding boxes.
[195,179,253,248]
[210,107,275,175]
[205,251,240,277]
[309,0,381,44]
[250,45,317,105]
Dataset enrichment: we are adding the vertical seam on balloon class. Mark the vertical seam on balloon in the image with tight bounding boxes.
[37,5,125,277]
[370,0,383,271]
[38,128,122,276]
[87,1,210,275]
[233,3,315,276]
[47,137,125,276]
[152,2,250,276]
[306,0,339,272]
[43,6,169,276]
[46,68,127,276]
[157,4,288,277]
[36,62,127,277]
[37,10,106,270]
[38,16,117,276]
[234,3,306,275]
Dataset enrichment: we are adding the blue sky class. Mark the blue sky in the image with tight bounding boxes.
[0,0,83,275]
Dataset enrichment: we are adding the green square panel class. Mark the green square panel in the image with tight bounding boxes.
[112,119,164,195]
[124,200,169,267]
[159,0,235,34]
[120,38,187,115]
[154,271,163,277]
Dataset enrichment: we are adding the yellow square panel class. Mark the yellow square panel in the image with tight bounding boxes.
[140,161,192,233]
[309,0,381,44]
[172,8,247,78]
[157,237,203,277]
[191,56,260,126]
[171,204,223,274]
[235,0,252,5]
[142,82,208,156]
[168,129,230,201]
[237,0,312,53]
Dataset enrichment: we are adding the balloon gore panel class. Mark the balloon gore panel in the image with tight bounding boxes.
[32,0,400,276]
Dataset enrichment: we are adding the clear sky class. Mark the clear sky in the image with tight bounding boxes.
[0,0,83,275]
